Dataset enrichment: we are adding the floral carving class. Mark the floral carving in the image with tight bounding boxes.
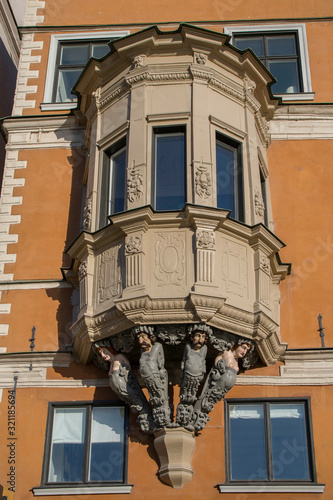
[78,261,87,281]
[125,235,142,255]
[127,168,143,203]
[194,52,207,65]
[156,325,187,345]
[254,187,265,219]
[195,165,212,199]
[82,192,92,231]
[196,230,215,249]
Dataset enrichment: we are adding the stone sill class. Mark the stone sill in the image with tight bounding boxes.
[32,485,133,495]
[218,483,325,493]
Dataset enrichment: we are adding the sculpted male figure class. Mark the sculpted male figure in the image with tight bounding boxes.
[136,328,171,428]
[176,327,208,427]
[97,345,155,433]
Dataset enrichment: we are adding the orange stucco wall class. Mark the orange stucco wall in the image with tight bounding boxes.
[268,140,333,348]
[5,148,84,280]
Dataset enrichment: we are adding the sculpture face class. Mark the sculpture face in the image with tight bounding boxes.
[234,343,251,359]
[99,347,113,361]
[137,332,153,352]
[192,331,206,351]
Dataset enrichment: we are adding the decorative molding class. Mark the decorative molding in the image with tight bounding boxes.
[0,280,71,291]
[154,233,186,287]
[3,115,85,150]
[270,105,333,140]
[209,115,247,141]
[98,245,122,303]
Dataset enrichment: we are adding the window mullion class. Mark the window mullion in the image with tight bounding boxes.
[82,404,92,483]
[265,402,274,481]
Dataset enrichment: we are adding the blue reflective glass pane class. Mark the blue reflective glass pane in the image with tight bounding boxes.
[155,133,185,211]
[270,403,311,480]
[49,408,86,483]
[267,36,296,56]
[216,142,237,218]
[89,407,125,482]
[92,44,110,59]
[229,404,267,480]
[268,60,300,93]
[234,37,264,57]
[110,148,126,214]
[60,44,89,65]
[56,69,81,102]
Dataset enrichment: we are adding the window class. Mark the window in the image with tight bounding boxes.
[42,31,130,111]
[153,126,186,211]
[225,399,317,484]
[100,137,127,226]
[224,24,314,101]
[42,403,128,486]
[53,41,110,103]
[216,133,244,221]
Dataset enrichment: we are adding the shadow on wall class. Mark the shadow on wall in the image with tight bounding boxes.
[0,38,18,189]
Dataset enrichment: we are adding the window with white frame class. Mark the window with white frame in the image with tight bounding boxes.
[152,126,186,211]
[224,25,314,101]
[224,399,317,484]
[216,132,244,222]
[41,403,128,486]
[42,31,130,111]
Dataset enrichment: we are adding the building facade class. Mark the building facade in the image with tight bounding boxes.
[0,1,333,499]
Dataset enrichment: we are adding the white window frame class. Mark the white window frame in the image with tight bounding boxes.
[224,24,314,102]
[41,31,130,112]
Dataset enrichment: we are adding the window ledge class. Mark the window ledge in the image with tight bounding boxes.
[218,483,325,494]
[32,485,133,496]
[40,102,77,112]
[277,92,315,102]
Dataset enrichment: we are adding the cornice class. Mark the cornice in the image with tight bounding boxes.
[270,104,333,140]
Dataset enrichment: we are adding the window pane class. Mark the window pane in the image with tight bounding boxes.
[234,37,264,57]
[60,44,89,65]
[89,407,125,482]
[270,403,311,480]
[229,404,267,480]
[109,147,126,214]
[155,133,185,211]
[216,141,237,218]
[49,408,86,483]
[56,69,81,102]
[268,60,300,93]
[267,35,296,56]
[92,44,110,59]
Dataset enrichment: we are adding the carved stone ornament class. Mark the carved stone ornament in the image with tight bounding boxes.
[195,165,212,199]
[133,54,146,68]
[127,167,143,203]
[194,52,207,65]
[196,230,215,249]
[243,76,256,94]
[78,261,87,281]
[125,235,142,255]
[156,325,187,345]
[82,192,92,231]
[98,246,122,303]
[254,187,265,219]
[154,232,185,286]
[260,254,270,274]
